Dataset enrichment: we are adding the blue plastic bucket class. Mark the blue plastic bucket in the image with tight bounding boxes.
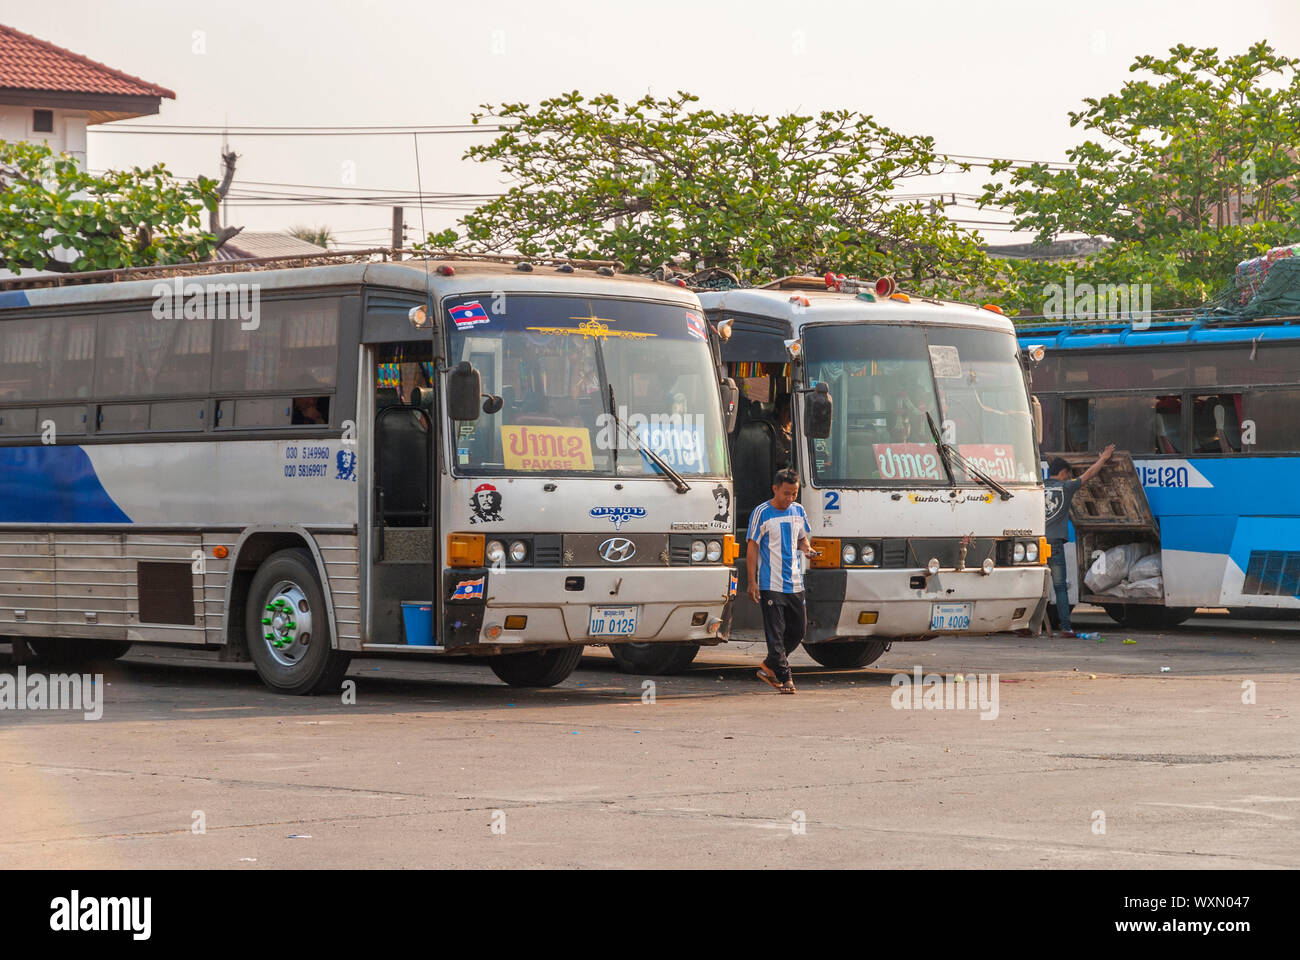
[401,601,434,646]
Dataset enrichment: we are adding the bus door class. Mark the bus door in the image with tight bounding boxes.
[368,342,439,646]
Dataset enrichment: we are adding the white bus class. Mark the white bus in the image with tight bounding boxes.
[694,274,1049,668]
[0,253,739,692]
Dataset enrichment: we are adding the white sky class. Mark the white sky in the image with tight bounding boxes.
[6,0,1299,248]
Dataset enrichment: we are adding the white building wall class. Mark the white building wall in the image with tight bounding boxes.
[0,105,90,165]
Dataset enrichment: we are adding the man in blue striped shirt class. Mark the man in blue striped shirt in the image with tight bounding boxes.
[747,468,819,693]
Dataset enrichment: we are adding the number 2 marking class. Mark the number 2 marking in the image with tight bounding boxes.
[824,491,840,512]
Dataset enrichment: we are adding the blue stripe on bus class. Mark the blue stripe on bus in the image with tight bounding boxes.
[0,446,131,523]
[1228,517,1300,591]
[0,290,31,309]
[1017,323,1300,349]
[1156,515,1236,555]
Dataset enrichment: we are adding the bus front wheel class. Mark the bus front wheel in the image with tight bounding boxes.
[608,642,699,675]
[246,548,352,695]
[488,645,584,687]
[803,639,889,668]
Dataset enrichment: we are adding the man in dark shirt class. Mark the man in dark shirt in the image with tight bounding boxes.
[1045,444,1114,636]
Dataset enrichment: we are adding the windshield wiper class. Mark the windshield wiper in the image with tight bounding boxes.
[925,412,1013,501]
[924,411,958,487]
[607,384,690,493]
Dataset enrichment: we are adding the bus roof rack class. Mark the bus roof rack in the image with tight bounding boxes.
[0,248,625,291]
[761,275,833,291]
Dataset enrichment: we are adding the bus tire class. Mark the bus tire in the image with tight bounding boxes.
[246,548,352,695]
[608,642,699,675]
[488,645,584,687]
[803,639,888,668]
[1103,604,1195,629]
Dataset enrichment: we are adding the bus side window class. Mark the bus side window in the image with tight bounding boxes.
[1192,394,1242,453]
[1063,398,1091,452]
[292,396,329,425]
[1037,396,1061,451]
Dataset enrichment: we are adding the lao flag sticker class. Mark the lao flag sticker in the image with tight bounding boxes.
[451,577,485,600]
[685,311,707,341]
[450,301,491,330]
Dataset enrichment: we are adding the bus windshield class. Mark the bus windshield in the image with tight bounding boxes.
[804,323,1039,487]
[447,295,728,478]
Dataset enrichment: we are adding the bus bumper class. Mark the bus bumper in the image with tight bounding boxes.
[447,565,734,649]
[805,566,1048,642]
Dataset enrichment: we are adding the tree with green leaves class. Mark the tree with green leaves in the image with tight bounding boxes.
[981,42,1300,315]
[288,225,336,248]
[0,139,231,274]
[439,91,996,294]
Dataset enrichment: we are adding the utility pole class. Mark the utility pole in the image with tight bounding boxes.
[391,206,404,258]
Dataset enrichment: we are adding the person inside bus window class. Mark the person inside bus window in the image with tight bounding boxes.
[1045,445,1114,637]
[887,409,912,443]
[292,396,328,425]
[773,394,792,469]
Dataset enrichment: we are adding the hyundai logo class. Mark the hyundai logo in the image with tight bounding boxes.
[599,537,637,563]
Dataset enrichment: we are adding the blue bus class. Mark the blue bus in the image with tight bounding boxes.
[1018,314,1300,627]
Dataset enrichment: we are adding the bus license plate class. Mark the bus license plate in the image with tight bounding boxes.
[589,606,638,637]
[930,603,972,631]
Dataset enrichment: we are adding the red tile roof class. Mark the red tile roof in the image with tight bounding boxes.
[0,23,175,98]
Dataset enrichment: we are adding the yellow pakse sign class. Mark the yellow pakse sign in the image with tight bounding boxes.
[502,425,595,471]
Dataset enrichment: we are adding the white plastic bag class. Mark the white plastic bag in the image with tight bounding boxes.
[1125,576,1163,599]
[1084,543,1149,593]
[1129,554,1162,581]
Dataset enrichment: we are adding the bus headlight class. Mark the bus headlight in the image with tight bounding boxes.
[926,557,941,576]
[1013,542,1026,563]
[706,540,723,563]
[509,540,529,563]
[1024,540,1039,562]
[690,540,707,563]
[859,544,875,565]
[982,557,995,575]
[486,540,506,565]
[842,543,857,565]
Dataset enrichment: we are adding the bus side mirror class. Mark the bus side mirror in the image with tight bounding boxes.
[1032,396,1043,446]
[448,361,482,421]
[720,377,739,433]
[805,382,832,439]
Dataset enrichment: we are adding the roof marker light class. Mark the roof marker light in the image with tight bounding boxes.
[789,294,810,307]
[982,303,1005,314]
[437,264,455,276]
[875,276,897,298]
[890,292,911,303]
